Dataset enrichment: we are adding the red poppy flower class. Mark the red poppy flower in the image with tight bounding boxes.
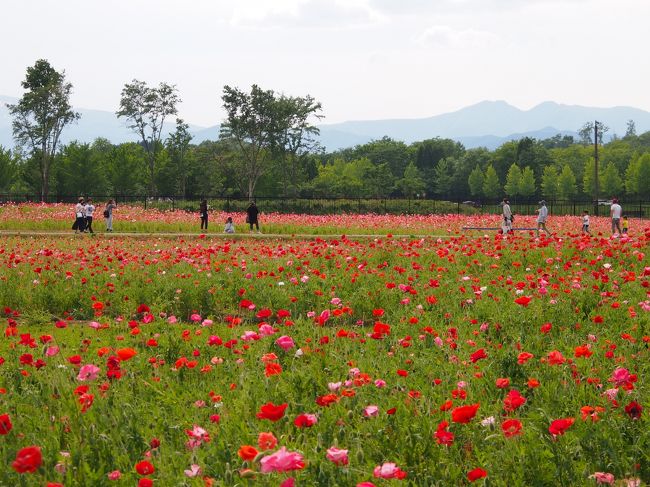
[514,296,531,307]
[624,401,642,420]
[135,460,155,475]
[265,363,283,377]
[294,413,318,428]
[12,446,42,473]
[470,349,487,363]
[435,421,454,446]
[501,419,523,437]
[548,418,575,436]
[116,348,137,361]
[238,445,259,461]
[136,304,150,314]
[256,402,288,422]
[503,389,527,412]
[467,468,488,482]
[0,413,12,434]
[451,403,480,424]
[316,394,339,407]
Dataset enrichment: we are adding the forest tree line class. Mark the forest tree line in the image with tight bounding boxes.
[3,59,650,202]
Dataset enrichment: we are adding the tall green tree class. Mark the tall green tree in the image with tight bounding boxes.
[116,80,180,195]
[396,161,425,198]
[482,165,501,199]
[504,163,522,197]
[490,141,517,183]
[165,119,194,197]
[624,153,650,198]
[519,167,536,198]
[220,85,322,199]
[7,59,80,200]
[106,143,147,197]
[468,165,484,198]
[541,165,559,198]
[557,165,577,199]
[273,94,323,196]
[0,147,19,192]
[600,162,623,198]
[433,158,454,197]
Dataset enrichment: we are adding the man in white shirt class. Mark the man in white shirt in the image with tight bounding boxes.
[536,200,551,237]
[84,198,96,234]
[501,198,513,234]
[610,199,622,235]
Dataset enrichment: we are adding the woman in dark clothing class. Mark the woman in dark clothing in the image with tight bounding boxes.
[246,201,260,233]
[200,199,208,230]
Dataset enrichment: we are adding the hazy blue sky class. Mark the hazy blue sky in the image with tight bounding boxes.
[2,0,649,127]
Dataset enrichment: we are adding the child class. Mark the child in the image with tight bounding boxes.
[582,210,590,235]
[536,200,550,237]
[224,217,235,234]
[622,215,629,234]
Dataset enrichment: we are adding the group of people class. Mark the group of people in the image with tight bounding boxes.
[72,197,116,233]
[198,200,261,234]
[502,197,629,237]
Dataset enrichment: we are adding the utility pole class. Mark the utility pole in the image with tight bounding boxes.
[594,120,599,216]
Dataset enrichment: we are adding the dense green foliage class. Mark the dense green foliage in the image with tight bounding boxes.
[4,132,650,202]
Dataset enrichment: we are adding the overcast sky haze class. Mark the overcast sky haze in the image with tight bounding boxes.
[2,0,649,127]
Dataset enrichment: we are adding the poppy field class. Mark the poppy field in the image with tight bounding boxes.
[0,215,648,486]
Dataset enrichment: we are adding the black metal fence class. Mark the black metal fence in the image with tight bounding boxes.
[1,194,649,218]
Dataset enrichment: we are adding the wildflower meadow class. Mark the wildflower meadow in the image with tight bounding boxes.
[0,207,648,486]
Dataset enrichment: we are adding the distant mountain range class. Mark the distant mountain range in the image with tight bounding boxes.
[2,96,650,151]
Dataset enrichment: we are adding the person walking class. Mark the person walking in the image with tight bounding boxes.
[104,199,116,232]
[610,199,622,235]
[246,201,260,233]
[224,216,235,234]
[73,197,86,233]
[536,200,551,237]
[199,199,209,230]
[84,198,95,234]
[581,210,591,235]
[501,198,513,234]
[621,215,629,234]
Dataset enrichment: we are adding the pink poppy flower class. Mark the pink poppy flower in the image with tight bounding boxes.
[107,470,122,480]
[364,405,379,417]
[373,462,406,479]
[275,335,295,351]
[45,346,60,357]
[590,472,615,485]
[259,447,305,473]
[326,447,349,466]
[77,364,100,381]
[184,464,202,478]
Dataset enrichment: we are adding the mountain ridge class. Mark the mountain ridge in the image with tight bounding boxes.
[2,97,649,151]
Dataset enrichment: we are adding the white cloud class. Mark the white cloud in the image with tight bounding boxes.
[231,0,385,29]
[414,25,499,48]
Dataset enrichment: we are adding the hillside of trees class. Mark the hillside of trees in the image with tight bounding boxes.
[2,130,650,202]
